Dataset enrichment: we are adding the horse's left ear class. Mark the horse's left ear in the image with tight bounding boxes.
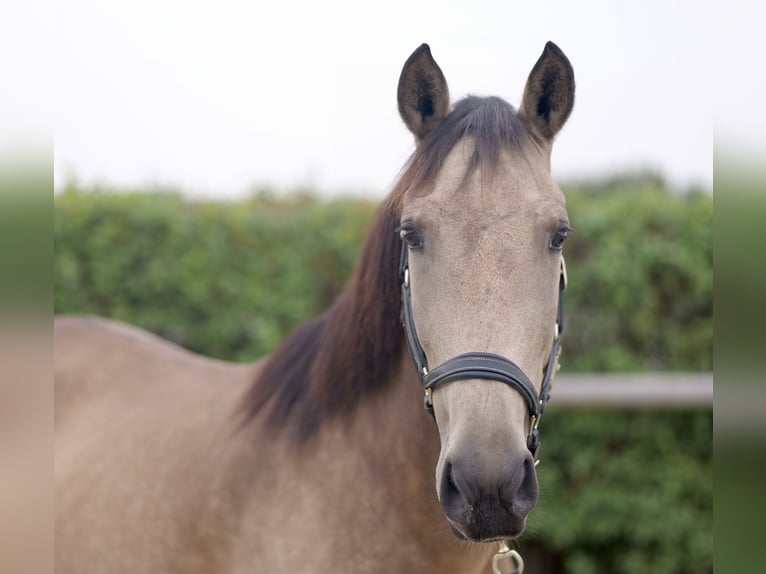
[397,44,450,142]
[520,41,575,141]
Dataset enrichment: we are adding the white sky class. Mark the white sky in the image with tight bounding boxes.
[54,0,713,198]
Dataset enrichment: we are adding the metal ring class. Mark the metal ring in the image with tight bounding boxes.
[492,543,524,574]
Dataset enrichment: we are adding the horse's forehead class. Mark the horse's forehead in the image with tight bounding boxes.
[404,139,564,223]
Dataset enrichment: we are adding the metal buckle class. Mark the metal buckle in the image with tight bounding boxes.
[560,256,568,291]
[527,414,539,441]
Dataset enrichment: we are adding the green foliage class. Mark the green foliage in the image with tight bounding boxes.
[55,186,375,361]
[525,410,712,574]
[563,179,712,372]
[54,177,712,573]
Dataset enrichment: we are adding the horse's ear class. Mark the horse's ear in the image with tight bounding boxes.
[397,44,450,142]
[520,41,575,141]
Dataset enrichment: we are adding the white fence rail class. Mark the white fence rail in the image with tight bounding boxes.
[548,372,713,409]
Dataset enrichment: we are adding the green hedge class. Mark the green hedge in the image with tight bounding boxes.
[54,178,712,574]
[55,188,377,361]
[563,178,712,372]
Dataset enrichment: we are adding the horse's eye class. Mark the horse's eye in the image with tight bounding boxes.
[550,226,570,251]
[399,227,423,249]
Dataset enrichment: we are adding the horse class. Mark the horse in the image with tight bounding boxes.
[55,42,575,574]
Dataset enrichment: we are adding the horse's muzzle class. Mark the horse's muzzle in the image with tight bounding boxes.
[438,451,538,541]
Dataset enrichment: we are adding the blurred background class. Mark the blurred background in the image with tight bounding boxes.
[41,0,727,573]
[54,0,712,197]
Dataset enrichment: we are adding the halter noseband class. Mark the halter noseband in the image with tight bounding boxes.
[399,236,566,459]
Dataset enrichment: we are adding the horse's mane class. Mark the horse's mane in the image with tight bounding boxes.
[240,96,535,441]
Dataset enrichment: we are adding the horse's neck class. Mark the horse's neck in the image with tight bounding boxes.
[230,353,493,574]
[341,355,490,572]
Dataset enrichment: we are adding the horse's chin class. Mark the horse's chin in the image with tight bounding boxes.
[445,515,527,543]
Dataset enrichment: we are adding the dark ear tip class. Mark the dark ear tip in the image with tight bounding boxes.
[544,40,557,50]
[410,43,433,62]
[544,41,566,59]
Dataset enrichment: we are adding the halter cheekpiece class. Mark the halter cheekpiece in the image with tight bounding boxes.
[399,234,566,459]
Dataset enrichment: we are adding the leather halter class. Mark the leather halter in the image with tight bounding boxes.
[399,237,567,459]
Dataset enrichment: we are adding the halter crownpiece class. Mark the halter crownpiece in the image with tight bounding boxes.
[399,237,566,459]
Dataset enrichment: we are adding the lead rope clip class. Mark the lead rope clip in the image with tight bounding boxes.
[492,541,524,574]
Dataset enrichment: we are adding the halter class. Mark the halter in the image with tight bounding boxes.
[399,235,566,459]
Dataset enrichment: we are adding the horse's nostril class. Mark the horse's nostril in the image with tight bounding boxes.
[513,455,539,512]
[494,453,538,519]
[448,463,458,493]
[440,459,475,515]
[441,461,461,501]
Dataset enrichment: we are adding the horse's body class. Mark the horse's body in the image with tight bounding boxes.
[56,43,575,573]
[55,316,469,573]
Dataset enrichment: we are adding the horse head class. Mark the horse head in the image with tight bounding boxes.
[396,42,574,542]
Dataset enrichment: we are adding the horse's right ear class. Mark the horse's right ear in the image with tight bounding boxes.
[520,41,575,141]
[397,44,450,142]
